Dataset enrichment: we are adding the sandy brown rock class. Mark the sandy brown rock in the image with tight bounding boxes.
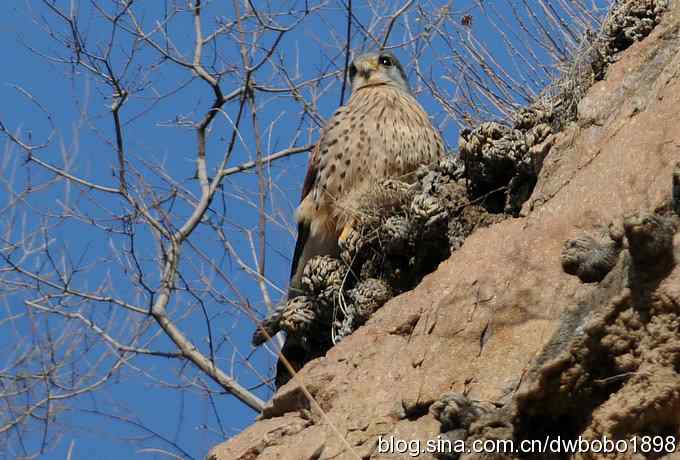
[514,208,679,458]
[208,2,680,459]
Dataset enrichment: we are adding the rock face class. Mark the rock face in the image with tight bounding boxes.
[209,2,680,459]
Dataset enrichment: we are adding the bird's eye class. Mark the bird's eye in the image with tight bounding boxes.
[349,63,357,79]
[379,55,393,67]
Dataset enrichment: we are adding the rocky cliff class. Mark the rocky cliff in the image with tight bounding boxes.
[209,2,680,459]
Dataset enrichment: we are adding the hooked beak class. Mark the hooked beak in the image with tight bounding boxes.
[357,57,379,79]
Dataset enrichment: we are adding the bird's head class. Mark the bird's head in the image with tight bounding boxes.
[349,52,409,94]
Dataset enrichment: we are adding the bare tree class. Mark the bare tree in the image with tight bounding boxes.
[0,0,606,457]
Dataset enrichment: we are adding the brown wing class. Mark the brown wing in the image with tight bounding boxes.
[299,145,319,203]
[287,103,352,292]
[288,145,319,287]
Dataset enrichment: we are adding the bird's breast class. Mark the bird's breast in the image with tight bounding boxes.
[308,86,443,225]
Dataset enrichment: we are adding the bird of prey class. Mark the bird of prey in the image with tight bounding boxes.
[289,51,445,294]
[269,51,445,387]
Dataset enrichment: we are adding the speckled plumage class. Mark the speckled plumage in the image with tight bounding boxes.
[290,52,445,292]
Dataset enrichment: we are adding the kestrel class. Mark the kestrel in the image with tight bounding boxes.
[269,52,445,387]
[289,51,445,294]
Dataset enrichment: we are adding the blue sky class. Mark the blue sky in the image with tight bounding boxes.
[0,1,607,459]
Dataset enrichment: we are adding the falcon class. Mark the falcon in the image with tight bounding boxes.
[267,52,445,387]
[290,51,445,294]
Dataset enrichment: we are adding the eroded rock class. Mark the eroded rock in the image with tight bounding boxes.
[561,224,624,283]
